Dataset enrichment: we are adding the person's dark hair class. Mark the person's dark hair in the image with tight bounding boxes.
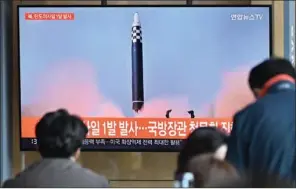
[175,127,227,177]
[198,169,295,188]
[248,58,296,89]
[35,109,88,158]
[175,153,239,188]
[204,176,249,188]
[204,172,295,188]
[187,154,239,188]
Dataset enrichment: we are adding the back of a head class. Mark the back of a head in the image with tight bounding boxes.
[176,127,227,176]
[204,176,249,188]
[248,58,296,89]
[188,151,239,187]
[175,145,239,188]
[35,109,88,158]
[187,167,295,188]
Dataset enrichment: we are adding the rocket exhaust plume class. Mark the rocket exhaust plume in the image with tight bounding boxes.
[131,12,144,113]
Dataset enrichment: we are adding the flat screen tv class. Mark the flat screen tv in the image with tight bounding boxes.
[18,5,272,151]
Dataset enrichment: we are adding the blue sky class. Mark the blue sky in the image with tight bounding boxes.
[19,7,270,116]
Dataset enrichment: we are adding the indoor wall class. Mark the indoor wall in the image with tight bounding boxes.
[11,0,284,187]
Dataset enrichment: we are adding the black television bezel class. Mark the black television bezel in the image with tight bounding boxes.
[17,4,273,152]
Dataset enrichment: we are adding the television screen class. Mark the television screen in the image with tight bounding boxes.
[18,5,271,151]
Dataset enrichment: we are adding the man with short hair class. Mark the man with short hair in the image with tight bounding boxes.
[226,58,296,181]
[2,109,109,188]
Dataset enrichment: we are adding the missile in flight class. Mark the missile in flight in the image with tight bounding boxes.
[131,12,144,113]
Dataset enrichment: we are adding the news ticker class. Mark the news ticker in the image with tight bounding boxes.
[21,117,233,139]
[21,138,183,151]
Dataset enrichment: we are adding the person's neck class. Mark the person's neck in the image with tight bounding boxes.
[42,157,76,161]
[259,74,295,97]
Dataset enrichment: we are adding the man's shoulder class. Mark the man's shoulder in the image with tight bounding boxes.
[234,101,260,121]
[2,178,18,188]
[235,94,288,120]
[52,160,109,187]
[2,160,109,188]
[232,101,264,137]
[43,159,109,187]
[80,166,107,179]
[76,166,109,187]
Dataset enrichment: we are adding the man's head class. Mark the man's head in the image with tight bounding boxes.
[248,58,296,98]
[35,109,88,159]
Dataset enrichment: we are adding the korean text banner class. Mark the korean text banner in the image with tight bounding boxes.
[22,117,232,151]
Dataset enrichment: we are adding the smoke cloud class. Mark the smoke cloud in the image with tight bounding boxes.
[22,60,254,119]
[135,96,190,118]
[214,67,255,117]
[22,60,123,117]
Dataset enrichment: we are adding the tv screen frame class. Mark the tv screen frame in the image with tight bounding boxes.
[17,4,273,152]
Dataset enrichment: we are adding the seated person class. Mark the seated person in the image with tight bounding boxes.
[2,109,108,188]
